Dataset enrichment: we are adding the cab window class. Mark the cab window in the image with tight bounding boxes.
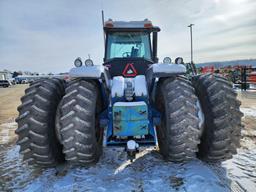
[106,32,151,60]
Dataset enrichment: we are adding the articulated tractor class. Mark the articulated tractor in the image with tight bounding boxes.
[16,19,243,166]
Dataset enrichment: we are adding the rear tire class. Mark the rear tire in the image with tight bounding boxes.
[15,78,65,166]
[56,79,103,165]
[192,73,243,162]
[156,76,201,162]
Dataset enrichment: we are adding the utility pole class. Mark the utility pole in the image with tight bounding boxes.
[188,24,197,74]
[188,24,194,64]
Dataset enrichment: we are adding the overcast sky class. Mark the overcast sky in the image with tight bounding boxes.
[0,0,255,73]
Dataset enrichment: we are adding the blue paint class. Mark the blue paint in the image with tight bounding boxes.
[113,120,149,136]
[113,102,148,121]
[112,102,149,136]
[98,80,161,146]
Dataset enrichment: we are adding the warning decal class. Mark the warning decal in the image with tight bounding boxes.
[122,63,138,77]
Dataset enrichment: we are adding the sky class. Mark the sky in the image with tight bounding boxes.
[0,0,255,73]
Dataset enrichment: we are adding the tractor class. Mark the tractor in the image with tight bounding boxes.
[15,19,243,166]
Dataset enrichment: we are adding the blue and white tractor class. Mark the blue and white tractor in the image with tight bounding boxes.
[16,19,243,166]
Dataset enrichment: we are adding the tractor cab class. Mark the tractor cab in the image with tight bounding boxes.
[103,19,160,77]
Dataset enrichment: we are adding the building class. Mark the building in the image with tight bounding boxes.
[0,71,12,80]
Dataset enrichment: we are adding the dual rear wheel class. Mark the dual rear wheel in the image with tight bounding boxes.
[156,74,243,162]
[192,74,243,161]
[15,74,243,166]
[16,78,103,166]
[15,78,65,166]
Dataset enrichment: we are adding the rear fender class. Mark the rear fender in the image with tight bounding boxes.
[69,66,109,109]
[146,63,187,102]
[146,63,186,83]
[69,65,104,79]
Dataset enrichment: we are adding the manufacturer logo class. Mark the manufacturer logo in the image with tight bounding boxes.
[122,63,137,77]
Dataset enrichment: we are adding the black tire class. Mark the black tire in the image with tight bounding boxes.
[156,76,201,162]
[192,73,243,162]
[15,78,66,166]
[56,79,103,165]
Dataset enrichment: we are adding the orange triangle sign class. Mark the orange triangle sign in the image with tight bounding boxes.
[122,63,138,77]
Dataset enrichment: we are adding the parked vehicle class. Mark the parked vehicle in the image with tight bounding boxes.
[0,80,11,88]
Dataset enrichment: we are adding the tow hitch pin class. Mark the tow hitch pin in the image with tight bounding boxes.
[126,140,139,162]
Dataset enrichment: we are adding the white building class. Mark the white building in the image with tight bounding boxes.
[0,70,12,80]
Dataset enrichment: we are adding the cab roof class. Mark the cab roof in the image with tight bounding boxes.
[104,19,160,33]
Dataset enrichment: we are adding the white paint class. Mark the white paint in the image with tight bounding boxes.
[114,101,147,107]
[134,75,148,97]
[112,20,153,28]
[69,65,104,78]
[150,63,186,74]
[111,76,125,97]
[127,140,136,150]
[111,75,148,98]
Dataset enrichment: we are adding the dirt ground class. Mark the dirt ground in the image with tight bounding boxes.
[0,85,28,124]
[237,91,256,108]
[237,91,256,150]
[0,85,28,145]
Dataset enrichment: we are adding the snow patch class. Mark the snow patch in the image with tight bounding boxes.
[196,100,204,135]
[0,122,17,144]
[183,161,227,192]
[1,128,255,192]
[240,107,256,117]
[150,63,186,74]
[0,122,17,127]
[69,65,103,78]
[222,149,256,192]
[1,146,234,192]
